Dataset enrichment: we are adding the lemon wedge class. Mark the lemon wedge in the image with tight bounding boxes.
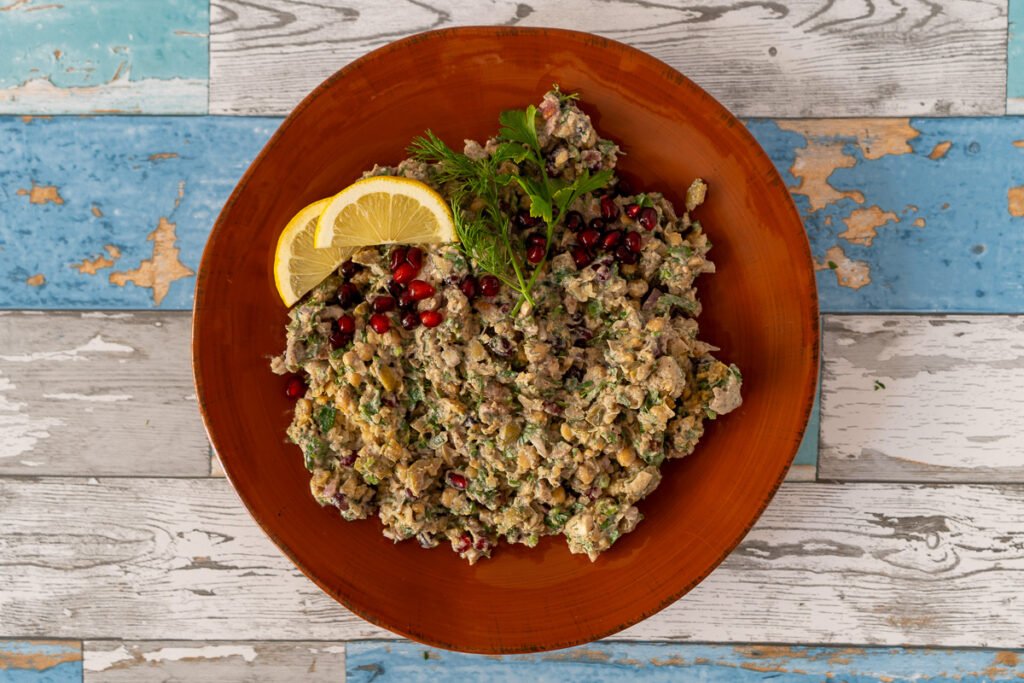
[274,198,353,306]
[314,176,455,250]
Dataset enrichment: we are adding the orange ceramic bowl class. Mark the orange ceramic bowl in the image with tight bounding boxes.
[193,27,817,653]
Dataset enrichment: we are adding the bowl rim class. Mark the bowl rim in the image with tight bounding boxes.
[192,25,819,653]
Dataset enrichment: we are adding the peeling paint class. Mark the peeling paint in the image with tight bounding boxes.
[0,641,80,671]
[141,645,259,664]
[1013,140,1024,148]
[148,152,179,161]
[91,204,103,217]
[42,392,131,402]
[776,119,920,212]
[1009,186,1024,217]
[72,244,121,274]
[542,648,611,663]
[16,181,63,205]
[25,273,45,286]
[109,216,193,305]
[0,374,63,459]
[913,217,926,227]
[928,141,952,159]
[839,206,900,246]
[815,245,871,289]
[0,334,133,362]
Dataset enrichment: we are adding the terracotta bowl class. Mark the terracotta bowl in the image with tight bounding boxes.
[193,27,818,653]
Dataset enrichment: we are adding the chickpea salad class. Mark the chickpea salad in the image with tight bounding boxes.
[271,89,742,564]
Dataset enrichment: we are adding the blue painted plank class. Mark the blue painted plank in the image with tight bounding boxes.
[747,117,1024,312]
[0,115,279,308]
[791,350,820,470]
[1010,0,1024,113]
[2,116,1022,312]
[0,0,207,114]
[347,641,1024,683]
[0,640,81,683]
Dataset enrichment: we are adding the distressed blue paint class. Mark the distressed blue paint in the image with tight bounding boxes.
[347,641,1024,683]
[2,116,1023,311]
[0,0,207,114]
[791,351,820,469]
[0,116,279,308]
[747,118,1024,312]
[1009,0,1024,106]
[0,641,81,683]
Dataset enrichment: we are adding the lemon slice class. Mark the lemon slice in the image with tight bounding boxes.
[274,198,353,306]
[314,176,455,250]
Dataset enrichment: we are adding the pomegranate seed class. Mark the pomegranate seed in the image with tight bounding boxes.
[638,207,658,231]
[447,472,468,489]
[625,231,642,253]
[579,228,601,249]
[459,275,478,298]
[526,244,545,264]
[389,247,407,272]
[406,279,436,301]
[601,230,623,250]
[340,260,359,279]
[515,210,541,228]
[339,453,356,467]
[405,246,423,270]
[455,533,472,553]
[393,262,416,285]
[336,314,356,335]
[600,195,620,220]
[419,310,443,328]
[399,289,416,309]
[332,493,349,511]
[285,377,305,399]
[479,275,500,297]
[337,283,359,307]
[615,244,638,265]
[400,310,420,330]
[372,296,395,313]
[572,246,593,269]
[526,234,546,248]
[369,313,390,334]
[387,280,405,299]
[624,203,641,219]
[564,211,585,232]
[474,537,490,551]
[329,328,350,348]
[588,217,606,232]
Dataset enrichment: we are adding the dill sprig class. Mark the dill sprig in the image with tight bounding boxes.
[409,93,612,314]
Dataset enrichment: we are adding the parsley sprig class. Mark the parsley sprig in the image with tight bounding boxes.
[408,95,612,314]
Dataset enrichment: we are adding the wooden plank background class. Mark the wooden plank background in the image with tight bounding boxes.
[208,0,1009,117]
[2,0,1023,680]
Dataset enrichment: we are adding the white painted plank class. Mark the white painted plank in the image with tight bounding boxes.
[5,478,1024,647]
[209,0,1007,117]
[83,641,344,682]
[0,312,208,476]
[819,316,1024,482]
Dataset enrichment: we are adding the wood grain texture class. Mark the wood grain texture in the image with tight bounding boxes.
[0,640,81,683]
[83,641,344,682]
[7,478,1024,647]
[0,0,208,114]
[4,115,1024,313]
[748,117,1024,312]
[0,312,207,476]
[819,315,1024,482]
[0,116,278,309]
[208,0,1007,117]
[1009,0,1024,113]
[348,641,1024,682]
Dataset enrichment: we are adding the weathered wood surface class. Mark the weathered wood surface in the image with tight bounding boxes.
[1010,0,1024,114]
[0,312,207,476]
[0,116,278,309]
[209,0,1008,117]
[6,479,1024,647]
[820,316,1024,482]
[348,641,1024,683]
[0,0,208,114]
[0,640,81,683]
[83,641,344,682]
[4,116,1024,313]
